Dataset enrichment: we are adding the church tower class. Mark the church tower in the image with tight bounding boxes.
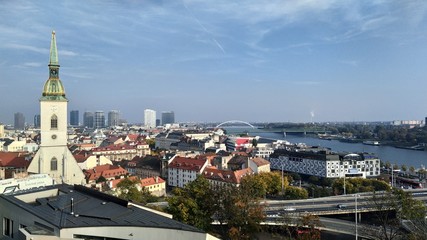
[28,31,85,185]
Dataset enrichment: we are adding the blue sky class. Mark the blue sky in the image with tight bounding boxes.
[1,0,427,124]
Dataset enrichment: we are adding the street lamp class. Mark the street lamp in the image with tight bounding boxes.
[354,194,360,240]
[281,162,284,195]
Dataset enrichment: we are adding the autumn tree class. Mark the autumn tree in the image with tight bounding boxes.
[167,176,215,231]
[362,189,426,240]
[117,178,142,203]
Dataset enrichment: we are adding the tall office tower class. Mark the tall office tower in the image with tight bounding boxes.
[34,114,41,128]
[108,110,119,127]
[156,119,161,127]
[27,31,85,185]
[162,111,175,125]
[94,111,105,129]
[70,110,79,126]
[0,124,4,138]
[83,112,94,128]
[144,109,156,128]
[14,112,25,130]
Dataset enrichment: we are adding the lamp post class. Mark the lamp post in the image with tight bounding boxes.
[343,171,346,195]
[281,163,284,195]
[355,194,360,240]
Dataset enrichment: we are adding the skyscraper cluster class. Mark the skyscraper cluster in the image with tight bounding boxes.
[81,110,121,128]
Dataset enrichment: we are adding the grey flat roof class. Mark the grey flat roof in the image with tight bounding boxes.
[1,184,203,233]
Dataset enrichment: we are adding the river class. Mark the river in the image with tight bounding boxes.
[224,127,427,169]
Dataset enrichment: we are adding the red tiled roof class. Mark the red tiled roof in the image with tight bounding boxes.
[251,157,270,167]
[92,143,135,152]
[0,152,29,168]
[85,164,128,181]
[109,176,139,189]
[202,167,253,184]
[168,156,207,172]
[140,176,165,187]
[73,151,92,163]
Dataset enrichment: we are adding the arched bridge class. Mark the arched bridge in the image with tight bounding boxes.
[216,120,255,129]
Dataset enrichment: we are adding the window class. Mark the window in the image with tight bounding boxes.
[3,217,13,238]
[51,114,58,129]
[51,157,58,171]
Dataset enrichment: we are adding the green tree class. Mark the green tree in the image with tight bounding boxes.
[363,189,426,240]
[167,176,215,231]
[284,186,308,200]
[96,175,107,183]
[117,178,142,203]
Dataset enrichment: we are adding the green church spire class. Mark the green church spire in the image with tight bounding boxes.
[41,31,67,101]
[49,31,59,66]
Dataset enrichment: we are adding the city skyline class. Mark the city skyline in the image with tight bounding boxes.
[1,1,427,124]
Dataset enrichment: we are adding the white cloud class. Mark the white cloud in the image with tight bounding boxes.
[23,62,42,67]
[2,43,47,54]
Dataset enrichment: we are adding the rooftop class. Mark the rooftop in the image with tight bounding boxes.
[1,184,203,232]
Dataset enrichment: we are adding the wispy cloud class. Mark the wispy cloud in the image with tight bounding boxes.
[23,62,42,67]
[2,43,47,54]
[59,50,78,57]
[292,81,322,86]
[340,60,359,67]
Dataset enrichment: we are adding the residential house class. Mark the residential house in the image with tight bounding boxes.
[168,156,209,188]
[140,176,166,197]
[74,151,113,170]
[84,164,128,184]
[0,152,29,180]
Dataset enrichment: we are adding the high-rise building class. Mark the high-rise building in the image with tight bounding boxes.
[144,109,156,128]
[108,110,119,127]
[27,31,85,185]
[34,114,41,128]
[14,112,25,130]
[0,124,4,138]
[156,119,161,127]
[94,111,105,129]
[83,112,94,128]
[70,110,79,126]
[162,111,175,125]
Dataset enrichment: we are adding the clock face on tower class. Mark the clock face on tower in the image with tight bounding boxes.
[51,134,57,139]
[50,69,58,77]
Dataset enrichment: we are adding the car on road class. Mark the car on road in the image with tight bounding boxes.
[337,204,347,209]
[283,206,296,211]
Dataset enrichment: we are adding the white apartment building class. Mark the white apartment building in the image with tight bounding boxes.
[168,156,209,188]
[144,109,156,128]
[269,149,381,179]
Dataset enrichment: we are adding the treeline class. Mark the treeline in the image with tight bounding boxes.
[326,124,427,144]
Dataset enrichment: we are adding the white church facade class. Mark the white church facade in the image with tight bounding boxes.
[27,31,85,185]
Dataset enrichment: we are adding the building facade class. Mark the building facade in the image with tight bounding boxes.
[269,149,381,179]
[94,111,105,129]
[14,112,25,130]
[70,110,79,126]
[33,114,41,128]
[167,156,208,188]
[144,109,156,128]
[83,111,94,128]
[162,111,175,125]
[108,110,119,127]
[27,31,85,185]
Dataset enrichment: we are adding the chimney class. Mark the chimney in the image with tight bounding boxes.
[70,198,74,215]
[155,176,158,183]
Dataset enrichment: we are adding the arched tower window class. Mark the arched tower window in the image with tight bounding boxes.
[51,157,58,171]
[51,114,58,129]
